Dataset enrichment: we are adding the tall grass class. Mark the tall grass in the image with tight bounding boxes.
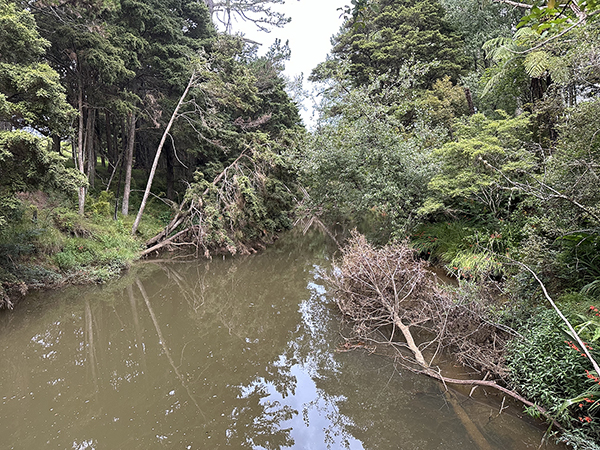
[410,219,522,279]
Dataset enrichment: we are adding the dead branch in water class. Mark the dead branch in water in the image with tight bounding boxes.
[328,231,510,376]
[327,231,559,429]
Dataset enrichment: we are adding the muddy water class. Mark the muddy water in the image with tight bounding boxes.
[0,231,562,449]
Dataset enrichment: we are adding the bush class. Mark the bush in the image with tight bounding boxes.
[507,306,600,444]
[411,218,523,280]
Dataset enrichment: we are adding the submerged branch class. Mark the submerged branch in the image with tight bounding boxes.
[328,231,562,434]
[418,369,562,431]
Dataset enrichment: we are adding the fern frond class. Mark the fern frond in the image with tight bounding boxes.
[514,27,539,41]
[524,50,551,78]
[482,36,516,61]
[548,56,571,84]
[481,71,504,98]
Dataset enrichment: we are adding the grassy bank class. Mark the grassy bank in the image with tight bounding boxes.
[0,186,168,309]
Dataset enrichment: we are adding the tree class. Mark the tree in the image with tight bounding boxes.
[0,0,81,225]
[481,0,600,111]
[322,0,471,88]
[440,0,522,71]
[204,0,290,33]
[294,72,440,236]
[0,0,73,134]
[131,63,200,234]
[136,35,303,253]
[110,0,215,215]
[421,112,534,218]
[31,0,216,215]
[31,0,137,214]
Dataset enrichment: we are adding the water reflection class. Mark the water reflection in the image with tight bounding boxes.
[0,231,562,449]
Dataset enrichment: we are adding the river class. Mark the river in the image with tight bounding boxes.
[0,230,563,449]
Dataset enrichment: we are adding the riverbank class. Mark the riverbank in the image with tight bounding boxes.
[0,187,290,309]
[0,194,146,309]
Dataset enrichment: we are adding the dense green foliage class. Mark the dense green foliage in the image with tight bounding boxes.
[295,0,600,444]
[0,0,303,305]
[508,304,600,445]
[0,0,81,220]
[421,111,534,218]
[324,0,470,87]
[294,74,439,237]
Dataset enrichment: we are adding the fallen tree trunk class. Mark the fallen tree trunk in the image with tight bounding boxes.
[328,231,562,446]
[131,68,197,234]
[140,226,194,257]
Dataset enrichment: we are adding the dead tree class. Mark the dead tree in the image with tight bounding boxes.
[131,67,199,234]
[327,231,559,428]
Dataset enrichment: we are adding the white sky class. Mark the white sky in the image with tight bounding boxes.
[225,0,349,125]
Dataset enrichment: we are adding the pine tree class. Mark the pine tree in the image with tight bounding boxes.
[328,0,470,87]
[0,0,81,225]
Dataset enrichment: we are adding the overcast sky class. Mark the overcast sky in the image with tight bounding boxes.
[226,0,349,125]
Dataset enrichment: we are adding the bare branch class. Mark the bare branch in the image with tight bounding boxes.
[491,0,533,9]
[480,157,600,223]
[510,259,600,375]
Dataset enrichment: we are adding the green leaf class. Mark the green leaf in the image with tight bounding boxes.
[524,51,551,78]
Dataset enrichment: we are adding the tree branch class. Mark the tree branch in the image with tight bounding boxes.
[418,369,563,431]
[140,227,194,257]
[480,157,600,223]
[491,0,533,9]
[511,259,600,376]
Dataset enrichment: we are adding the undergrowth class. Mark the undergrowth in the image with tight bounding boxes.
[506,298,600,447]
[411,219,524,280]
[0,191,152,308]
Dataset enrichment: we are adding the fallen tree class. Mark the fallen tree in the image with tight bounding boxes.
[326,231,560,433]
[141,139,296,258]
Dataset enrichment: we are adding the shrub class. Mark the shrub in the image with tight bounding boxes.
[507,306,600,444]
[411,219,523,280]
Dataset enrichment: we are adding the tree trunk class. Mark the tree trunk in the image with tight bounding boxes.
[52,134,61,154]
[166,141,175,200]
[105,146,123,193]
[131,69,196,235]
[71,139,76,167]
[77,74,86,216]
[122,112,136,216]
[86,108,96,189]
[105,111,114,166]
[465,87,475,116]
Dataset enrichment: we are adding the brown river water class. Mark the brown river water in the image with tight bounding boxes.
[0,230,564,449]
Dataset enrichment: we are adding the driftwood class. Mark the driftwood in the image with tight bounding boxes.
[328,231,561,439]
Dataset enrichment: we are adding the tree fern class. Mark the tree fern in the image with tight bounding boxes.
[524,50,551,78]
[482,36,515,62]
